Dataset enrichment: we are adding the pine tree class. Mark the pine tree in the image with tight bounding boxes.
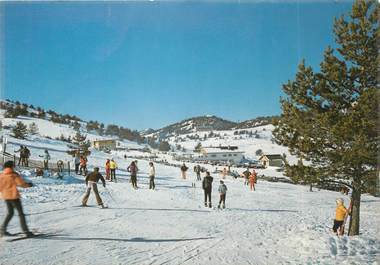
[158,141,170,152]
[194,142,202,153]
[72,130,91,154]
[273,0,379,236]
[28,122,39,135]
[12,122,28,139]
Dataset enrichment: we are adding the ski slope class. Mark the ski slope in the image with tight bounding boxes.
[0,157,379,265]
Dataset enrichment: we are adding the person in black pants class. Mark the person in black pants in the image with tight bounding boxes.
[0,161,34,237]
[202,171,213,208]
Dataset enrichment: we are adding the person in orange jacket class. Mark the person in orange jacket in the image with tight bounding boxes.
[79,156,88,176]
[333,198,348,236]
[249,170,257,191]
[105,159,111,181]
[0,161,34,237]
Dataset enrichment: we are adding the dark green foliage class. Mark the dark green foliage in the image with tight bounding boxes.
[273,0,379,235]
[158,141,171,152]
[12,122,28,139]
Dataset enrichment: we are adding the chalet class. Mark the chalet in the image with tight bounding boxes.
[199,147,245,164]
[92,139,117,151]
[259,154,284,168]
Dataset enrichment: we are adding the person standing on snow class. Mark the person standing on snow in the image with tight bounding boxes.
[109,159,117,182]
[241,168,250,186]
[127,161,139,189]
[249,169,257,191]
[180,163,188,179]
[23,147,30,167]
[73,153,80,175]
[218,180,228,209]
[105,159,111,181]
[332,198,348,236]
[82,167,106,208]
[0,161,34,237]
[148,162,156,190]
[202,171,213,208]
[194,165,202,181]
[79,156,88,176]
[221,168,228,179]
[14,146,25,166]
[39,149,51,170]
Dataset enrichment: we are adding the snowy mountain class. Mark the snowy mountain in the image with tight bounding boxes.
[143,116,238,139]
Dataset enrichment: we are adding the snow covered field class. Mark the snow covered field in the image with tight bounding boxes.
[1,157,379,265]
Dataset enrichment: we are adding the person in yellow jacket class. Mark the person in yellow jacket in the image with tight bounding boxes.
[0,161,34,237]
[333,198,348,235]
[109,159,117,182]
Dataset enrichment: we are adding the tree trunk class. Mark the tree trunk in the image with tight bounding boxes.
[309,183,313,192]
[348,183,361,236]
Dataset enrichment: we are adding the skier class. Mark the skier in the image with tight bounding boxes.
[148,162,155,190]
[57,160,64,179]
[0,161,34,237]
[82,167,106,208]
[180,163,188,179]
[249,169,257,191]
[109,159,117,182]
[14,145,25,166]
[202,171,213,208]
[23,147,30,167]
[105,159,111,181]
[194,165,202,181]
[73,153,80,175]
[218,180,227,209]
[221,168,228,179]
[127,161,139,189]
[39,149,51,170]
[79,156,88,176]
[242,168,250,186]
[332,198,348,236]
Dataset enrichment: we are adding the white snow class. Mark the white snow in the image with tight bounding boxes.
[0,155,379,264]
[1,109,379,264]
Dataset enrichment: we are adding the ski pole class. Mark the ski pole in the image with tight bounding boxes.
[104,187,118,205]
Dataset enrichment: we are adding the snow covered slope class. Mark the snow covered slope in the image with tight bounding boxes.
[0,159,379,265]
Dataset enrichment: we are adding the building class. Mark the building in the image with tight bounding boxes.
[198,147,245,164]
[92,139,117,151]
[259,154,284,168]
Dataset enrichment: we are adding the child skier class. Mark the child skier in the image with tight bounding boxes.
[333,198,348,236]
[218,180,227,209]
[149,162,155,190]
[79,156,88,176]
[202,171,213,208]
[0,161,34,237]
[82,167,106,208]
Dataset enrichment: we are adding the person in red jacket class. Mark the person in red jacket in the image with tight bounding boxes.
[105,159,111,181]
[249,170,257,191]
[0,161,34,237]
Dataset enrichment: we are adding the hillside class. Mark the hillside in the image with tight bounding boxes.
[144,115,237,139]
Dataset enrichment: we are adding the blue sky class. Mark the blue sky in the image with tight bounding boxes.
[1,1,353,130]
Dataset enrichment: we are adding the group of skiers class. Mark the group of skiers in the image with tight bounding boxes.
[0,152,353,238]
[14,145,31,167]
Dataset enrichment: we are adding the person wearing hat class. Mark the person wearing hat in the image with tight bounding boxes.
[333,198,348,235]
[82,167,106,208]
[0,161,34,237]
[218,180,228,209]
